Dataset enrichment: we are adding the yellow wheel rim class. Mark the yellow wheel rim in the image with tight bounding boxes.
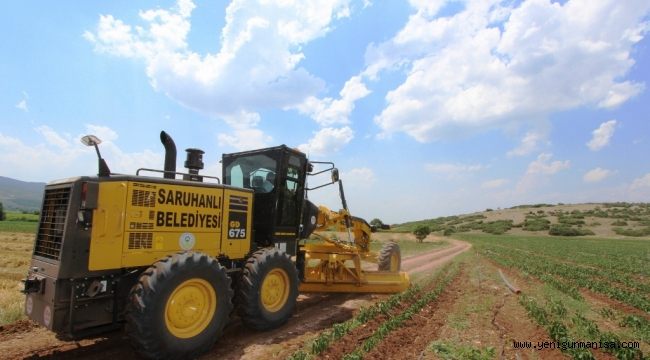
[165,278,216,339]
[260,268,290,313]
[390,253,399,272]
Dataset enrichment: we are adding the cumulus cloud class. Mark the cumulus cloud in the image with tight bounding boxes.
[298,126,354,157]
[587,119,617,151]
[583,167,613,183]
[481,178,509,189]
[526,153,570,175]
[0,125,162,181]
[294,76,370,126]
[366,0,648,142]
[507,130,547,157]
[516,152,570,192]
[85,0,357,153]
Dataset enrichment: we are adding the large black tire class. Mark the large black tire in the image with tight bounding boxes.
[125,252,233,360]
[237,248,299,331]
[378,242,401,271]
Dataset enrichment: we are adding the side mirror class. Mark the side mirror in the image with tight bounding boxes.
[81,135,102,146]
[331,168,339,183]
[80,134,110,177]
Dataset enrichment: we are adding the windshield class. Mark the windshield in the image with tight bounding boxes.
[225,154,277,193]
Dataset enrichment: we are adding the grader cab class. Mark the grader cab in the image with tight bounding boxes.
[22,131,409,359]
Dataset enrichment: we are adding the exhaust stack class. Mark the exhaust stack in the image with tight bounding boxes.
[160,131,177,179]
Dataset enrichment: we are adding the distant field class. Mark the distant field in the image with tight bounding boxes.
[0,211,39,233]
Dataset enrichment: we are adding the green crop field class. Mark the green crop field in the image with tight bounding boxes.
[458,233,649,359]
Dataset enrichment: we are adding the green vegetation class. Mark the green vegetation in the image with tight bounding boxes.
[0,211,39,233]
[413,225,431,242]
[392,203,650,238]
[523,215,550,231]
[343,263,460,360]
[288,262,459,360]
[0,201,5,221]
[480,220,512,235]
[613,227,650,237]
[549,224,594,236]
[428,341,495,360]
[369,239,447,258]
[459,233,650,312]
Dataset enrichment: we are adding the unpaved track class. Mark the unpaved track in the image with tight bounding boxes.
[0,240,470,360]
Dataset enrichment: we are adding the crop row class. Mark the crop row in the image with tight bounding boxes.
[519,295,644,360]
[465,235,650,312]
[480,244,649,312]
[287,264,454,360]
[487,242,650,295]
[342,262,460,359]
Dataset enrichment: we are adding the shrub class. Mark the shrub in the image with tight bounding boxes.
[0,202,4,221]
[442,227,455,236]
[611,220,628,226]
[549,224,594,236]
[557,216,585,225]
[523,217,550,231]
[481,220,513,235]
[413,225,431,242]
[613,227,650,237]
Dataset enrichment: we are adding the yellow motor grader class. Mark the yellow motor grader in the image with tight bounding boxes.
[22,131,408,359]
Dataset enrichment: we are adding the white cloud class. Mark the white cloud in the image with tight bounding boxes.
[631,173,650,189]
[526,153,570,175]
[35,126,71,149]
[365,0,648,142]
[0,125,163,181]
[583,167,613,183]
[425,162,485,177]
[218,128,272,151]
[294,76,370,126]
[515,152,569,193]
[84,0,356,148]
[85,124,119,142]
[298,126,354,156]
[587,119,617,151]
[343,167,375,187]
[481,178,509,189]
[507,130,547,157]
[15,91,29,112]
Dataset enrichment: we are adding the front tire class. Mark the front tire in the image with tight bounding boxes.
[126,252,233,359]
[378,242,401,272]
[238,248,299,330]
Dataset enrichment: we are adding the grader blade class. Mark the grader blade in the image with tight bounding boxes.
[299,271,410,293]
[298,243,410,294]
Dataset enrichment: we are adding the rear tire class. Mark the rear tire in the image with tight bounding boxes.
[238,248,299,330]
[378,242,401,271]
[126,252,233,360]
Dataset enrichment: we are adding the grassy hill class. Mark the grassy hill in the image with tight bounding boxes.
[0,176,45,211]
[391,202,650,238]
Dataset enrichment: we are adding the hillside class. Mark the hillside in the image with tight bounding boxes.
[391,202,650,238]
[0,176,45,211]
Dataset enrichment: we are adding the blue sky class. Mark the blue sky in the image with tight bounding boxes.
[2,0,650,223]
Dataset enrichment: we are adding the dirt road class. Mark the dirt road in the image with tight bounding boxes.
[0,240,470,360]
